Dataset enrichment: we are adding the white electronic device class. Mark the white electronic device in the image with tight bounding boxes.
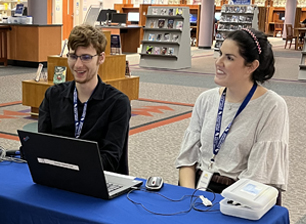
[220,179,278,220]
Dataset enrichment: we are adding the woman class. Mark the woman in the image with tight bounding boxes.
[175,28,289,205]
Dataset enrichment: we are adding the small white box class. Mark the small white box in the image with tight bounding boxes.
[220,179,278,220]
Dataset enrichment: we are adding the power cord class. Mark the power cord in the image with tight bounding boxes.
[126,186,218,216]
[0,145,27,163]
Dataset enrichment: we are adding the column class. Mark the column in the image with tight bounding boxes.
[28,0,48,24]
[282,0,297,38]
[198,0,215,49]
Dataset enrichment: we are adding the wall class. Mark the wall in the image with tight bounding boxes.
[53,0,63,24]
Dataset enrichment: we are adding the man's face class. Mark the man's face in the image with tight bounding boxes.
[67,45,105,84]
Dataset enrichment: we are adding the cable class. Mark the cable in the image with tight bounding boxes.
[0,145,27,164]
[126,186,218,216]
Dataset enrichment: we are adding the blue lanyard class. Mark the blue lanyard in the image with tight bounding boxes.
[209,83,257,169]
[73,86,88,138]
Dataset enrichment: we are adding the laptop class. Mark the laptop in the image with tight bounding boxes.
[17,130,143,199]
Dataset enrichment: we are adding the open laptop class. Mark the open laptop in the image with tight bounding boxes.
[17,130,143,199]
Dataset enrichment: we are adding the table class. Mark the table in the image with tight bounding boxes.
[295,27,306,50]
[98,25,142,53]
[0,25,10,66]
[0,162,289,224]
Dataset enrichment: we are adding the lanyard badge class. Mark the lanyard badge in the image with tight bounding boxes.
[73,86,88,138]
[209,83,257,169]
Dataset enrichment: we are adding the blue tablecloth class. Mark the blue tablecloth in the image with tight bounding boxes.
[0,162,289,224]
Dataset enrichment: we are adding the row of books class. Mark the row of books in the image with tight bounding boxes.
[149,19,184,29]
[219,15,253,23]
[35,65,67,84]
[146,45,175,56]
[218,23,252,31]
[151,8,183,16]
[221,5,254,14]
[148,33,179,42]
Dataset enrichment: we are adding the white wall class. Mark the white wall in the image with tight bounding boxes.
[52,0,63,24]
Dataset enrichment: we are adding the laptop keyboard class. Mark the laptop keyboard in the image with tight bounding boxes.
[107,183,123,192]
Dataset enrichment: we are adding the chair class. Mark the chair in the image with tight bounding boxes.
[273,23,283,37]
[116,128,129,175]
[284,24,297,49]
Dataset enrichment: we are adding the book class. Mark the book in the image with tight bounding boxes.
[154,46,160,55]
[34,63,44,82]
[53,66,67,84]
[168,9,174,16]
[163,33,170,41]
[168,47,174,55]
[175,21,183,30]
[125,60,131,77]
[158,19,165,28]
[148,33,155,41]
[167,19,174,29]
[172,34,179,42]
[59,39,67,57]
[156,33,162,41]
[175,8,183,16]
[160,8,167,15]
[246,6,253,13]
[152,8,158,15]
[149,20,157,28]
[161,47,167,55]
[146,45,153,54]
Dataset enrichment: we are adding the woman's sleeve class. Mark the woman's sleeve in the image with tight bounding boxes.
[239,97,289,191]
[175,95,204,168]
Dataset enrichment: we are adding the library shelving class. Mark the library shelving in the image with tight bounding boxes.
[298,38,306,80]
[139,6,191,69]
[214,4,258,57]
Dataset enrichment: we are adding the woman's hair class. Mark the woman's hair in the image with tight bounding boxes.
[226,28,275,83]
[68,24,107,55]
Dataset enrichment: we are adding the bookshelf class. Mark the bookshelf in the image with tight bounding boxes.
[298,38,306,80]
[214,4,258,57]
[139,6,191,69]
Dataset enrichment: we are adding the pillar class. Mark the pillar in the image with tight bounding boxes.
[198,0,215,49]
[282,0,297,38]
[28,0,48,24]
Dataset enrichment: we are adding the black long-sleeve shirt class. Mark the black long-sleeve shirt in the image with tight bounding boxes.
[38,75,131,172]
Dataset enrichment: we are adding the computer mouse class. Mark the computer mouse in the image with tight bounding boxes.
[145,177,164,191]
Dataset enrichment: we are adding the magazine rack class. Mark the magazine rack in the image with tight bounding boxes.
[139,6,191,69]
[214,4,258,57]
[298,38,306,80]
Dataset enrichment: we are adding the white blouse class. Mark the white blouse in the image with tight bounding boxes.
[175,88,289,190]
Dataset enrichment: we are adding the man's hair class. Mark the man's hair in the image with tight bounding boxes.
[68,24,107,55]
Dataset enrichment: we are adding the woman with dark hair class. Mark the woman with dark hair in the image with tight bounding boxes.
[176,28,289,205]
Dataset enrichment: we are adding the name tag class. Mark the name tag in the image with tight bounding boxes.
[197,170,213,190]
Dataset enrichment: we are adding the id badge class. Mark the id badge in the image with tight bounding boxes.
[196,170,213,190]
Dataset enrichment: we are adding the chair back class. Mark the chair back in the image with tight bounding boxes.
[116,128,129,175]
[286,24,293,38]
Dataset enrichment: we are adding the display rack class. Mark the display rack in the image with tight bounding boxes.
[139,6,191,69]
[298,37,306,80]
[214,4,258,57]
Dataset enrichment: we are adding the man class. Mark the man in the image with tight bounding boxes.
[38,24,131,174]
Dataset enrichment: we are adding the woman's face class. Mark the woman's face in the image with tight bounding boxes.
[215,39,253,88]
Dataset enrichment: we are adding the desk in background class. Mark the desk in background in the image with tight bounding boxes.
[0,162,289,224]
[98,25,142,53]
[295,27,306,50]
